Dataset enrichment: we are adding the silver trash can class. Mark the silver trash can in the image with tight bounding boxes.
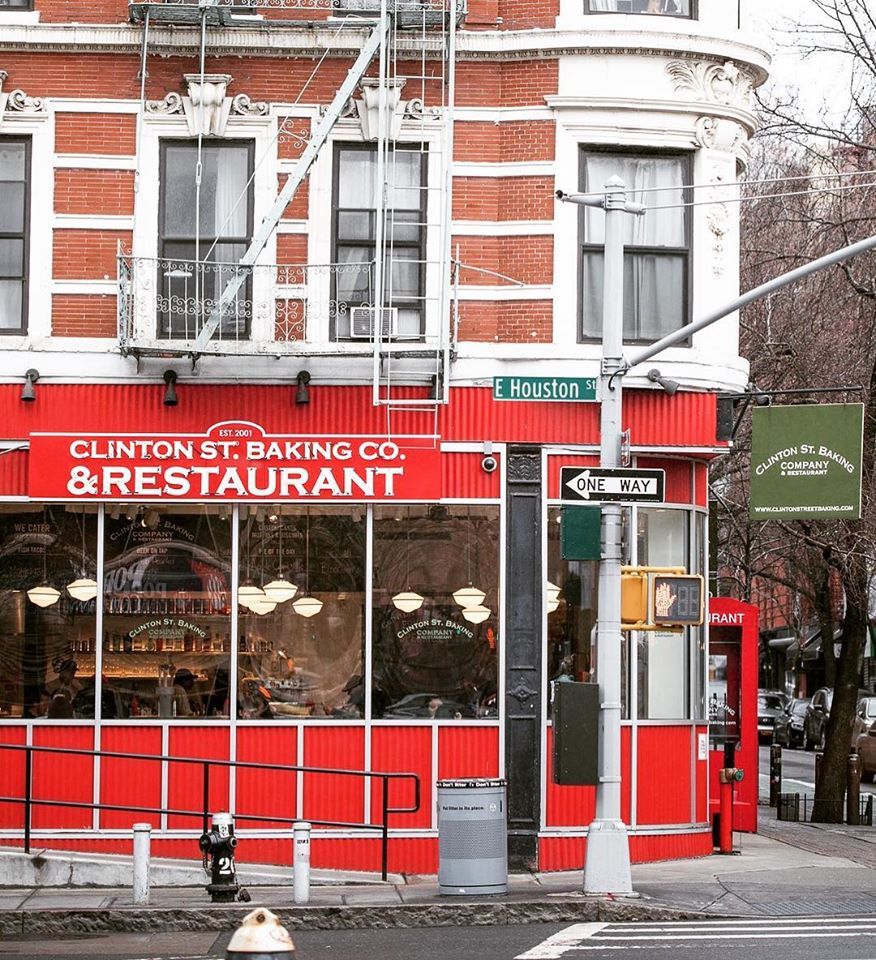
[436,778,507,895]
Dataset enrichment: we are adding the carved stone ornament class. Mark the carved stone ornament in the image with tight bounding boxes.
[666,59,755,111]
[705,162,732,278]
[0,71,47,125]
[507,455,541,483]
[695,116,746,153]
[508,679,536,705]
[146,74,267,136]
[351,78,440,141]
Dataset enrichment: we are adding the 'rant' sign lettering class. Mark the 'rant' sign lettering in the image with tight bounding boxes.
[28,421,442,502]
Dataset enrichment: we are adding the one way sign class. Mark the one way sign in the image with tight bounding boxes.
[561,466,665,503]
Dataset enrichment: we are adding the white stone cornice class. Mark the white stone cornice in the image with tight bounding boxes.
[0,21,770,74]
[545,94,758,137]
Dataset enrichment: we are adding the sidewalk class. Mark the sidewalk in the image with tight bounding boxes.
[1,819,874,935]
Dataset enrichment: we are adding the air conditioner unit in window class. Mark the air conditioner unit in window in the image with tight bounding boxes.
[350,306,399,339]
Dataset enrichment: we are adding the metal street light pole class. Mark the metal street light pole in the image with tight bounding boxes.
[558,177,643,896]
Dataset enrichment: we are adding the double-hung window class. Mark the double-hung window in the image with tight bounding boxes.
[332,145,426,340]
[580,151,690,343]
[158,141,254,340]
[584,0,693,15]
[0,139,29,335]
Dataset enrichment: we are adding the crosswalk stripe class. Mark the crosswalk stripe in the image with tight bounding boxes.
[514,923,607,959]
[597,924,876,935]
[583,932,876,942]
[606,916,876,927]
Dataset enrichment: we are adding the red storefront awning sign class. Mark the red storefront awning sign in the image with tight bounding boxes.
[28,421,442,502]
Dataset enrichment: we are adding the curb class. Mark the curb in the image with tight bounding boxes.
[0,898,716,936]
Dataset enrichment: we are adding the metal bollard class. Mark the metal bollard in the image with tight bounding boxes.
[226,907,296,958]
[815,751,823,792]
[293,821,311,905]
[132,822,151,905]
[847,753,861,826]
[769,744,782,807]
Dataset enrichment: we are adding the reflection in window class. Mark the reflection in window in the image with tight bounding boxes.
[636,507,689,719]
[0,505,97,719]
[586,0,691,14]
[372,505,499,719]
[546,506,599,704]
[237,506,365,719]
[103,506,232,719]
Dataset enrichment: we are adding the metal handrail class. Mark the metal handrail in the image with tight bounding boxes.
[0,742,420,881]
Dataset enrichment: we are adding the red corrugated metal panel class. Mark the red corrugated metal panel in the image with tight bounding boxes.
[546,454,599,499]
[544,725,596,827]
[538,834,585,872]
[437,726,499,780]
[370,726,431,830]
[636,726,692,826]
[302,726,365,826]
[630,829,712,863]
[694,463,708,507]
[1,385,724,451]
[0,727,27,829]
[166,726,230,830]
[31,726,94,829]
[621,725,632,824]
[696,725,708,824]
[636,458,692,505]
[442,451,500,499]
[0,449,27,496]
[236,726,298,829]
[99,726,162,829]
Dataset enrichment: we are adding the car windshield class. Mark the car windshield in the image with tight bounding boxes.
[791,700,808,715]
[864,698,876,718]
[758,696,784,710]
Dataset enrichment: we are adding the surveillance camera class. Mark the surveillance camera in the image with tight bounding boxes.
[481,455,498,474]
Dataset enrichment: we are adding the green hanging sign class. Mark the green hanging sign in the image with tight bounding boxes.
[561,505,602,560]
[749,403,864,520]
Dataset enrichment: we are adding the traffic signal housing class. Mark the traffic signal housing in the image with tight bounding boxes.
[620,567,704,630]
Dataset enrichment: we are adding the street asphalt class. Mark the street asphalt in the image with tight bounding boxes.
[758,743,876,799]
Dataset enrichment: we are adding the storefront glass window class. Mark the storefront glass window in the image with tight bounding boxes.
[692,511,707,721]
[636,507,689,719]
[546,506,599,708]
[103,506,232,719]
[0,504,97,719]
[372,505,499,719]
[237,505,365,719]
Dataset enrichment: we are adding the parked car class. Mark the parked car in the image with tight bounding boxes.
[803,687,833,750]
[773,697,811,748]
[757,690,790,743]
[855,720,876,783]
[852,696,876,747]
[804,687,872,750]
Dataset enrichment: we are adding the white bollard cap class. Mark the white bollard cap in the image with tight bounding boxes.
[226,907,296,957]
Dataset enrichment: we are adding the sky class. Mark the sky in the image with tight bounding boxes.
[751,0,854,123]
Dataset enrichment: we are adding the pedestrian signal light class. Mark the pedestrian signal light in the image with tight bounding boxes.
[652,574,704,627]
[620,570,648,627]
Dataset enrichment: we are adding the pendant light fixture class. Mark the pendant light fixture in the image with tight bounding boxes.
[462,604,491,624]
[248,594,278,616]
[392,506,424,613]
[66,509,98,602]
[292,509,323,618]
[546,580,561,614]
[28,507,60,608]
[453,506,485,609]
[263,511,298,604]
[239,508,266,610]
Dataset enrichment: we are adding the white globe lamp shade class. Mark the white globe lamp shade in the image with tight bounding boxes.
[292,596,323,618]
[452,585,486,609]
[27,583,61,608]
[248,595,278,615]
[66,578,99,602]
[238,583,265,609]
[462,604,491,624]
[392,591,424,613]
[263,579,298,604]
[546,581,561,602]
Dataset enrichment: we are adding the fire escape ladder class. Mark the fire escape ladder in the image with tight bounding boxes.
[189,16,391,354]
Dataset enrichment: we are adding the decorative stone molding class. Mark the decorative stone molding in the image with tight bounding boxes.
[705,162,732,278]
[0,70,47,125]
[145,75,267,135]
[694,115,746,153]
[349,78,440,141]
[666,59,755,111]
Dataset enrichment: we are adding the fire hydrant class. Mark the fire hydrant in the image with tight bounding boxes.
[199,812,250,903]
[226,907,296,958]
[717,766,744,855]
